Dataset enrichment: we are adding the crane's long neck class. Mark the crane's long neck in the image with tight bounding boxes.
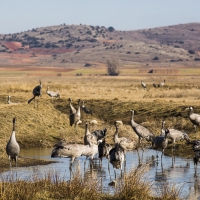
[114,126,119,143]
[69,99,76,114]
[188,108,193,117]
[161,121,165,134]
[82,101,85,108]
[10,120,17,142]
[69,101,73,109]
[85,123,90,136]
[164,130,169,140]
[77,100,81,115]
[39,80,42,88]
[8,96,11,104]
[130,110,137,127]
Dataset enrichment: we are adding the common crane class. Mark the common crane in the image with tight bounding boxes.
[130,110,155,149]
[158,79,166,88]
[6,117,20,167]
[51,139,98,167]
[160,120,165,135]
[68,98,82,127]
[82,100,93,115]
[114,121,136,153]
[141,79,146,90]
[154,128,169,159]
[160,120,190,151]
[92,127,107,141]
[188,140,200,174]
[46,86,60,102]
[186,107,200,132]
[7,95,19,105]
[98,139,112,162]
[84,121,98,145]
[108,143,125,179]
[153,80,157,89]
[28,80,42,108]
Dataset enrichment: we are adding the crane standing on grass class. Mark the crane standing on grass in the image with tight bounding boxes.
[6,117,20,167]
[46,86,60,102]
[28,80,42,108]
[141,79,146,90]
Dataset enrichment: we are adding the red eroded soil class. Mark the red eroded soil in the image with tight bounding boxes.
[1,42,22,51]
[0,66,75,72]
[30,48,75,55]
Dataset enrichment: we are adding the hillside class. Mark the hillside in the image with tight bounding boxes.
[0,23,200,69]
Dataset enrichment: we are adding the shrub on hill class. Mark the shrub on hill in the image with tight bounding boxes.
[188,50,195,54]
[152,56,159,60]
[108,26,115,32]
[84,63,92,67]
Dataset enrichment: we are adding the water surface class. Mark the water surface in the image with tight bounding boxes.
[1,148,200,199]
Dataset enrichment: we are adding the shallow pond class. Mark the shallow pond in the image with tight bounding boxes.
[1,147,200,199]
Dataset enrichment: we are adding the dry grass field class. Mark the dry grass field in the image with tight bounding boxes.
[0,74,200,152]
[0,71,199,199]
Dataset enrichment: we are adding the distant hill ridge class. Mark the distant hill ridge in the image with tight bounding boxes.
[0,23,199,68]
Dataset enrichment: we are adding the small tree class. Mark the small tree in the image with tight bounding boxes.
[106,59,120,76]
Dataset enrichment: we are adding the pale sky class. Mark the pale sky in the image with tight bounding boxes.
[0,0,199,34]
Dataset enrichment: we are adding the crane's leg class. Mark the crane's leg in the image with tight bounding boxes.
[108,161,112,181]
[114,168,117,179]
[172,142,175,152]
[15,156,18,167]
[194,125,197,134]
[8,156,12,168]
[161,158,164,173]
[194,156,198,178]
[74,126,77,143]
[37,96,40,109]
[34,98,36,108]
[90,159,94,169]
[161,150,164,160]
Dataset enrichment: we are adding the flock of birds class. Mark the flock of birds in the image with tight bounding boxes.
[5,79,200,181]
[141,79,166,90]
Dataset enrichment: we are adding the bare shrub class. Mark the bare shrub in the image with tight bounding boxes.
[106,59,120,76]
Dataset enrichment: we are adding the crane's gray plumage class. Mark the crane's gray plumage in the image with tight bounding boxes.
[141,79,146,90]
[28,80,42,108]
[46,86,60,102]
[188,140,200,172]
[158,79,165,88]
[186,107,200,132]
[6,117,20,167]
[68,98,82,127]
[109,143,125,178]
[98,139,112,161]
[167,129,190,145]
[51,139,98,164]
[92,127,107,141]
[114,121,136,152]
[160,121,190,148]
[130,110,155,147]
[84,121,98,145]
[154,128,169,158]
[82,100,93,115]
[153,80,157,88]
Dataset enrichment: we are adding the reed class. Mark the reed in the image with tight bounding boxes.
[0,166,183,200]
